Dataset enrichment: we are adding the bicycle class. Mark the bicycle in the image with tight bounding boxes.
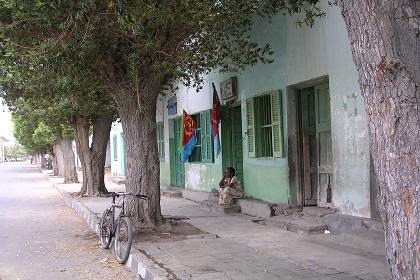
[99,191,148,264]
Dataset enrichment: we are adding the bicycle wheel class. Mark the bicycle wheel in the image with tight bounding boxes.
[114,216,133,264]
[99,208,113,249]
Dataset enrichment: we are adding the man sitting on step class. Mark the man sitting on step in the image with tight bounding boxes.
[218,167,243,205]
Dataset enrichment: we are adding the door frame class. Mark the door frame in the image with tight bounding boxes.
[170,117,185,188]
[287,76,329,207]
[300,87,318,206]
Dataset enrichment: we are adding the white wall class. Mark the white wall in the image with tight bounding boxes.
[110,123,124,176]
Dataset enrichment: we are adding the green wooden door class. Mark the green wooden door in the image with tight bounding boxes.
[120,133,126,176]
[301,88,318,205]
[231,106,244,184]
[315,83,332,206]
[301,83,332,206]
[173,118,185,187]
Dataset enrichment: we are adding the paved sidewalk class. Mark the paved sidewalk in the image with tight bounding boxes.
[47,172,391,280]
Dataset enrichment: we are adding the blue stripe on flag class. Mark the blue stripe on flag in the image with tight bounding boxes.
[181,133,197,163]
[214,133,221,159]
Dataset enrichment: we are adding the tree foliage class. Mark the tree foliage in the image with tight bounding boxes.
[11,99,71,154]
[0,0,325,224]
[0,0,325,93]
[4,143,26,159]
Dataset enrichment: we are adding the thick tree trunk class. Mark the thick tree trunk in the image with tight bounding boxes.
[72,116,112,196]
[53,142,64,177]
[91,117,112,194]
[40,152,46,169]
[33,154,39,164]
[339,1,419,279]
[59,138,79,183]
[110,82,163,226]
[51,151,59,175]
[73,117,89,193]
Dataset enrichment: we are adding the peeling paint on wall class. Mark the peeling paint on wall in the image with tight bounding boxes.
[185,163,222,192]
[331,87,371,217]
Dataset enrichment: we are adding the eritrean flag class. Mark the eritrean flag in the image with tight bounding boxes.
[181,110,197,163]
[211,83,223,158]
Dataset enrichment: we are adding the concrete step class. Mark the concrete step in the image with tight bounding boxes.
[362,218,384,232]
[302,206,335,217]
[182,189,218,203]
[200,199,241,215]
[265,216,328,234]
[161,189,183,198]
[109,176,126,185]
[238,199,274,218]
[322,213,364,233]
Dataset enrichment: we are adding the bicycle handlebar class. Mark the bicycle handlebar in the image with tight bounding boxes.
[104,192,148,199]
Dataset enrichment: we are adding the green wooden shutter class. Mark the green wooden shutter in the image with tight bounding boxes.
[200,110,213,163]
[270,90,284,157]
[246,98,256,158]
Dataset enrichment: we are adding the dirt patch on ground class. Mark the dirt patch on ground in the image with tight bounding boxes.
[135,217,211,243]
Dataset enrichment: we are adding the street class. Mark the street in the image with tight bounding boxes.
[0,162,134,280]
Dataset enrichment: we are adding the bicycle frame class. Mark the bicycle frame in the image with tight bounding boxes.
[100,191,148,264]
[104,192,148,237]
[108,194,127,237]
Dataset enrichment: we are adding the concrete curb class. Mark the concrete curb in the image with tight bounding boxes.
[41,170,173,280]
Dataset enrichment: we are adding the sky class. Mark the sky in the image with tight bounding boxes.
[0,100,15,144]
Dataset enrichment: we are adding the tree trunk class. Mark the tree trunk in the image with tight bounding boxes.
[40,152,46,169]
[59,138,79,184]
[339,1,419,279]
[33,154,39,164]
[52,142,64,177]
[72,116,112,195]
[73,117,89,193]
[51,152,59,175]
[109,82,163,226]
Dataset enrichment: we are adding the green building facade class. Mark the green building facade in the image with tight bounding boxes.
[110,1,379,219]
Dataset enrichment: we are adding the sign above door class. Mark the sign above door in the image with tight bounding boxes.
[220,77,237,102]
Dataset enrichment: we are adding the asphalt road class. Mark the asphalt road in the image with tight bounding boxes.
[0,162,134,280]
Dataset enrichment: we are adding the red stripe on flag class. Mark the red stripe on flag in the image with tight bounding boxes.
[182,110,196,146]
[211,84,223,138]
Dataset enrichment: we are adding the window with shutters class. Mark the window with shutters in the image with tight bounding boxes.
[156,122,165,162]
[200,110,213,163]
[246,90,284,158]
[112,134,118,161]
[188,110,213,163]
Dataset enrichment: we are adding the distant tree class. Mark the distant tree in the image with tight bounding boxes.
[0,28,118,195]
[11,99,78,183]
[4,144,26,160]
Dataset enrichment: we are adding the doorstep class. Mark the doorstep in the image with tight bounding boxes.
[200,199,241,215]
[181,189,218,202]
[109,176,126,185]
[238,198,274,218]
[161,187,183,198]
